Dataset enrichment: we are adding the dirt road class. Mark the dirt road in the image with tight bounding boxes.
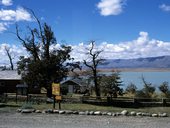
[0,112,170,128]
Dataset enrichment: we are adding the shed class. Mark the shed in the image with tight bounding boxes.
[0,70,21,93]
[16,84,28,95]
[61,79,88,94]
[0,70,40,94]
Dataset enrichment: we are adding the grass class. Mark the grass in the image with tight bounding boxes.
[1,101,170,114]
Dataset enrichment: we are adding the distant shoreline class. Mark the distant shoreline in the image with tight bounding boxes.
[97,68,170,72]
[72,68,170,75]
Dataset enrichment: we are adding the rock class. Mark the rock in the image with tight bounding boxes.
[46,98,54,103]
[94,111,102,115]
[89,111,94,115]
[59,110,65,114]
[53,109,59,113]
[16,109,22,113]
[85,111,90,115]
[121,110,128,116]
[141,113,147,116]
[102,112,107,115]
[46,109,53,113]
[42,110,46,114]
[35,110,41,113]
[112,113,116,116]
[79,112,86,115]
[158,113,168,117]
[21,109,34,113]
[136,112,142,116]
[107,112,112,116]
[130,111,136,116]
[162,113,168,117]
[116,112,121,116]
[65,110,73,114]
[73,111,78,114]
[142,113,151,117]
[152,114,158,117]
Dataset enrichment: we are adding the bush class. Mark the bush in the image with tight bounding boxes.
[125,83,137,94]
[136,76,156,98]
[159,82,170,98]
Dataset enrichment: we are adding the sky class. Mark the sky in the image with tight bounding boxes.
[0,0,170,66]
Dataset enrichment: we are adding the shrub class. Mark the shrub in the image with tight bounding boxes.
[159,81,170,98]
[125,83,137,94]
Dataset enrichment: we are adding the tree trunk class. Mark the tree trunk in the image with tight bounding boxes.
[94,70,100,99]
[5,47,14,70]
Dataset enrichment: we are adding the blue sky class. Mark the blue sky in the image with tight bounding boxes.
[0,0,170,66]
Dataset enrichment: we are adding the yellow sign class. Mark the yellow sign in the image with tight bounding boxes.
[52,83,60,95]
[55,95,62,101]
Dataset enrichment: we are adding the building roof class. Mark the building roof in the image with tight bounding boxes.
[61,78,87,87]
[0,70,21,80]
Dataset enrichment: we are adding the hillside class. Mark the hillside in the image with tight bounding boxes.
[98,56,170,69]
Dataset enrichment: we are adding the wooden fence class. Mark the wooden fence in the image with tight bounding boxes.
[81,96,170,107]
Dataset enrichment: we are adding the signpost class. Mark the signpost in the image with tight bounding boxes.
[52,83,62,109]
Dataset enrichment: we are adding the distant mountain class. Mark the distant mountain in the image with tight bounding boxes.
[98,56,170,69]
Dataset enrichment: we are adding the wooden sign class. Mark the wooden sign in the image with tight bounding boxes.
[52,83,60,95]
[55,95,62,101]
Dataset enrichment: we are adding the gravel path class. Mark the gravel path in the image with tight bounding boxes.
[0,112,170,128]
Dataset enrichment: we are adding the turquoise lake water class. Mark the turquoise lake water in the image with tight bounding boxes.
[120,72,170,89]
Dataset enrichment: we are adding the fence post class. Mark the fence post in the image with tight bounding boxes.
[133,98,139,107]
[80,96,84,103]
[133,98,137,104]
[162,98,166,107]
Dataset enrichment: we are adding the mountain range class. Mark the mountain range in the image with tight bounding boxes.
[1,56,170,70]
[98,56,170,69]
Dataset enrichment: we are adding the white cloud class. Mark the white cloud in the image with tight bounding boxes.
[70,31,170,61]
[0,7,32,32]
[97,0,126,16]
[1,31,170,66]
[0,7,32,21]
[0,0,12,6]
[159,4,170,12]
[0,22,7,32]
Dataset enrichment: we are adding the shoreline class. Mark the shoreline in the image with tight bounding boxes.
[98,68,170,72]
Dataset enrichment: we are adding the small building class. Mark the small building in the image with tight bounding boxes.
[16,84,28,95]
[0,70,40,94]
[61,79,88,95]
[0,70,21,93]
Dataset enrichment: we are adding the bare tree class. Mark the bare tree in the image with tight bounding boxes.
[16,24,40,62]
[141,76,155,98]
[83,41,105,98]
[4,46,14,70]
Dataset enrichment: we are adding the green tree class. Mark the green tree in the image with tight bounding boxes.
[83,41,105,98]
[100,71,123,98]
[16,10,80,98]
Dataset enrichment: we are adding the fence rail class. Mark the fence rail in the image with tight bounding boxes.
[81,96,170,107]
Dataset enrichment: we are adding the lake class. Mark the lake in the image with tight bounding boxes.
[119,71,170,89]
